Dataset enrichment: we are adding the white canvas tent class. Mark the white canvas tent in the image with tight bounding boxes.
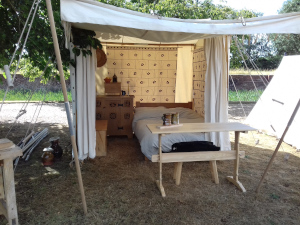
[246,56,300,150]
[60,0,300,160]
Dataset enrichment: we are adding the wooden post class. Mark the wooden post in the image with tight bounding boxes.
[234,131,240,181]
[209,161,219,184]
[45,0,87,214]
[256,99,300,193]
[173,162,183,185]
[156,134,166,197]
[226,131,246,192]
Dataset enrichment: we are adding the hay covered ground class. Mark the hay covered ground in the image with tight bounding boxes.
[0,103,299,225]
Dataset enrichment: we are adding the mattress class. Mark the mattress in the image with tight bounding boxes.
[132,107,205,160]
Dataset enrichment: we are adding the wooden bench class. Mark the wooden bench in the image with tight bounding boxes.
[152,150,245,185]
[95,120,108,156]
[147,122,256,197]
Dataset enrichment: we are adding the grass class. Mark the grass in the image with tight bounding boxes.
[1,89,263,102]
[0,89,72,102]
[228,90,263,102]
[230,69,275,75]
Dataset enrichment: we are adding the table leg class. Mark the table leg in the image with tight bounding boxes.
[3,159,19,225]
[173,162,183,185]
[226,131,246,192]
[209,160,219,184]
[156,134,166,197]
[234,131,240,181]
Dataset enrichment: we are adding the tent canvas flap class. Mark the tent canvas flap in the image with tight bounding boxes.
[61,0,300,43]
[246,56,300,150]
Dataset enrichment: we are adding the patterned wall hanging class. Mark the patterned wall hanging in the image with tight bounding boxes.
[106,46,177,106]
[193,48,206,117]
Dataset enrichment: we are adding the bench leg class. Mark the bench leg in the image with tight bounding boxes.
[210,160,219,184]
[173,162,183,185]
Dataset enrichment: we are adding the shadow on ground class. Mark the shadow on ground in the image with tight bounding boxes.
[0,122,299,224]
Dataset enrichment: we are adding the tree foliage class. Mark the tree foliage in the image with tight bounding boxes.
[270,0,300,56]
[230,34,282,70]
[97,0,257,20]
[0,0,101,82]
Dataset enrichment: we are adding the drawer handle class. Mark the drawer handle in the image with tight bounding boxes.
[118,127,124,130]
[118,104,123,107]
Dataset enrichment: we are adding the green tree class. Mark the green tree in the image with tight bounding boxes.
[0,0,101,83]
[230,34,282,69]
[271,0,300,56]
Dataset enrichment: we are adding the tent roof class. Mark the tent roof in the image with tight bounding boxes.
[61,0,300,43]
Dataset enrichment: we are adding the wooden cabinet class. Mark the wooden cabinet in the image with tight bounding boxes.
[96,95,134,138]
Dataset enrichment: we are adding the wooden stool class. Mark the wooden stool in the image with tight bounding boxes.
[0,139,23,225]
[95,120,108,156]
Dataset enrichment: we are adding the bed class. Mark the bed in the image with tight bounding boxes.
[133,102,206,160]
[133,102,251,197]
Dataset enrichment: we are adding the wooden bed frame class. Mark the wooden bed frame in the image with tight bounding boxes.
[135,101,248,197]
[135,101,193,109]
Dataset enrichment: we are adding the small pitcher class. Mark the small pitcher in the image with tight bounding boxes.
[162,113,172,126]
[49,137,63,159]
[172,112,179,125]
[42,147,54,166]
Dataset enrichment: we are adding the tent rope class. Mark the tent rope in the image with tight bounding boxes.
[233,36,261,95]
[232,35,287,153]
[229,75,247,118]
[0,0,41,113]
[229,75,258,144]
[5,61,52,139]
[235,37,269,86]
[8,0,38,68]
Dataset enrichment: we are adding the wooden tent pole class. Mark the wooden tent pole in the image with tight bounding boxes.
[256,98,300,193]
[45,0,87,215]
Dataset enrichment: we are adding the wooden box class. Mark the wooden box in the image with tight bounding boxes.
[96,95,134,138]
[95,120,108,156]
[105,82,121,95]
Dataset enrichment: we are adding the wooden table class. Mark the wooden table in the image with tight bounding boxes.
[147,122,256,197]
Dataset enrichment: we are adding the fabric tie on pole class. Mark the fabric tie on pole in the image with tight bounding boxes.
[3,65,14,88]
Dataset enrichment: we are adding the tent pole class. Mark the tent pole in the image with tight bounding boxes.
[45,0,87,214]
[256,98,300,193]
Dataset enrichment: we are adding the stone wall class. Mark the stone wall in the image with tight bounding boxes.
[0,74,71,91]
[0,74,272,92]
[229,75,273,91]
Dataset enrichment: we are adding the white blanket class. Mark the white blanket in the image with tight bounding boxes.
[132,107,205,160]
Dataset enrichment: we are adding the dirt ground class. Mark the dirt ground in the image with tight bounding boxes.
[0,103,299,225]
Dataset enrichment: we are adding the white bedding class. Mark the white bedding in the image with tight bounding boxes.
[132,107,205,160]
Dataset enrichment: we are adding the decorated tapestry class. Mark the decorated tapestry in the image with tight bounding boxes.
[193,48,206,117]
[106,46,177,106]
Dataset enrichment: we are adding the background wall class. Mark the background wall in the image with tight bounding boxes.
[193,48,206,117]
[103,46,177,106]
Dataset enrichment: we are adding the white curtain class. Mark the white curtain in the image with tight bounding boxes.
[76,47,96,160]
[204,36,231,150]
[175,46,194,102]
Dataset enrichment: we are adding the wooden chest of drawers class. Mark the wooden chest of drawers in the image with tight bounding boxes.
[96,95,134,138]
